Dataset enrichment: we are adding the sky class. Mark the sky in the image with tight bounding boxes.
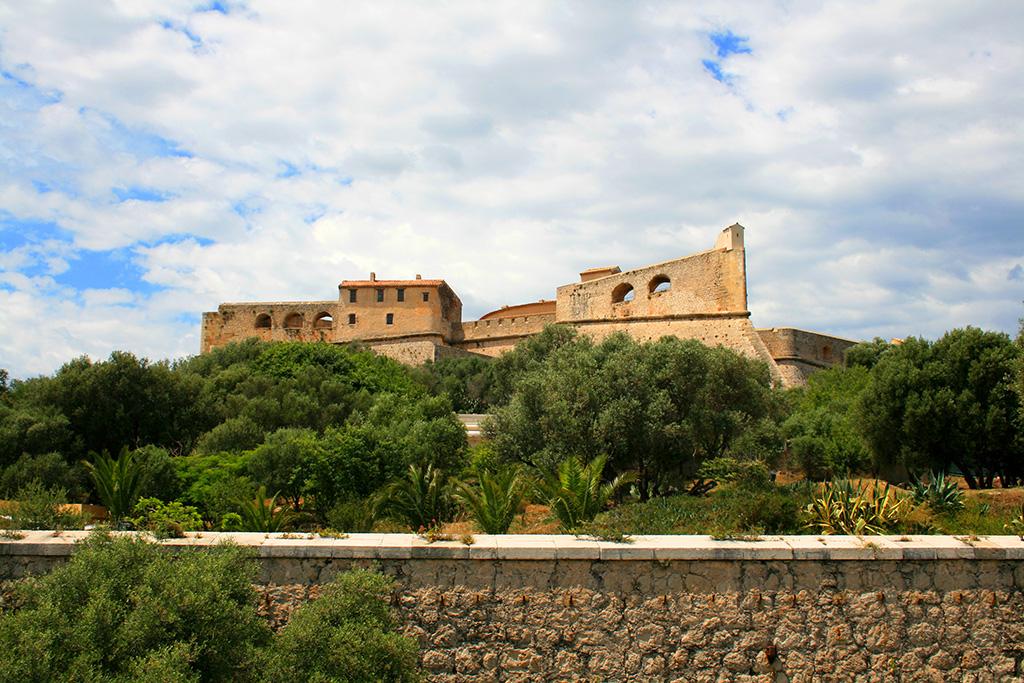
[0,1,1022,378]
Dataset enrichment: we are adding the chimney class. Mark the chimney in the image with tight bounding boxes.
[415,274,422,280]
[369,272,376,282]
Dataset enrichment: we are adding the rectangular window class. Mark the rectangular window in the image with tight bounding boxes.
[422,292,429,302]
[376,288,384,302]
[397,288,405,302]
[386,313,394,325]
[348,289,357,303]
[348,313,356,325]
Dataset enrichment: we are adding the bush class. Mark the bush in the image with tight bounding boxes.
[262,569,421,682]
[0,480,86,530]
[909,471,965,513]
[589,486,809,536]
[0,452,88,501]
[0,532,270,682]
[325,498,376,533]
[84,448,144,522]
[804,480,908,535]
[696,457,772,490]
[131,497,204,538]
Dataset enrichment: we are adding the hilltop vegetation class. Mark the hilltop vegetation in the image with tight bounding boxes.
[0,321,1021,537]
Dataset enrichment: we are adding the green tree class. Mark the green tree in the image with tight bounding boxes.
[247,428,321,511]
[0,532,270,682]
[1,452,88,501]
[489,333,776,499]
[857,328,1023,488]
[783,366,871,479]
[845,337,893,370]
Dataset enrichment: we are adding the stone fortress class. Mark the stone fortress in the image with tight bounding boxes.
[200,224,857,387]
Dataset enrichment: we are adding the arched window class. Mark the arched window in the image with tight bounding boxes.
[649,275,671,294]
[314,312,334,329]
[254,313,272,329]
[283,313,303,329]
[611,283,635,303]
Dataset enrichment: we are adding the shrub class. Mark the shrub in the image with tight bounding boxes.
[908,471,965,513]
[804,480,908,535]
[453,467,529,534]
[535,455,634,531]
[589,486,809,536]
[325,498,376,533]
[0,532,270,682]
[262,569,421,682]
[131,497,204,538]
[0,452,88,501]
[696,457,772,490]
[0,480,86,530]
[194,416,265,455]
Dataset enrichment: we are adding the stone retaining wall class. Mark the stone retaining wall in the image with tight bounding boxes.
[3,532,1024,682]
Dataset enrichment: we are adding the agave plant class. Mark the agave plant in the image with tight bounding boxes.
[453,467,528,535]
[83,448,143,522]
[374,464,454,531]
[536,455,634,532]
[909,471,964,513]
[1005,505,1024,539]
[237,486,292,532]
[804,479,908,535]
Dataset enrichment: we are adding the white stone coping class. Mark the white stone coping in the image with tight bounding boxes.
[2,532,1023,561]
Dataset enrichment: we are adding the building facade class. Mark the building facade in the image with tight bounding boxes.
[200,224,857,386]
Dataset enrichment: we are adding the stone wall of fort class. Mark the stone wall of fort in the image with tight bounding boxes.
[201,301,339,351]
[4,532,1024,682]
[454,313,557,357]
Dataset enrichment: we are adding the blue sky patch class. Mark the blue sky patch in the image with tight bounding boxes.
[0,216,72,250]
[83,108,194,159]
[277,161,300,178]
[196,1,230,14]
[145,233,215,248]
[54,248,163,295]
[113,186,172,202]
[702,59,727,83]
[709,30,752,59]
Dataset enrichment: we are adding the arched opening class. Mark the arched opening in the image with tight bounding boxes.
[283,313,303,329]
[611,283,635,304]
[314,312,334,329]
[649,275,671,294]
[254,313,272,329]
[822,345,833,362]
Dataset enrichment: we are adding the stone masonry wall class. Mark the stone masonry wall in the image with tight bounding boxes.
[3,532,1023,682]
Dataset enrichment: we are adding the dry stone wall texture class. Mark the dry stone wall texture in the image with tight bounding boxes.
[3,533,1024,682]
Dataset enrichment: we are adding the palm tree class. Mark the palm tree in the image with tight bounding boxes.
[374,464,453,531]
[237,486,292,532]
[84,448,143,523]
[453,467,528,534]
[535,455,634,531]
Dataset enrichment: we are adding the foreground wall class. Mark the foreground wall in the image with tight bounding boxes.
[4,533,1023,682]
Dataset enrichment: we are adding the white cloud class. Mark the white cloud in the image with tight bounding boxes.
[0,0,1022,377]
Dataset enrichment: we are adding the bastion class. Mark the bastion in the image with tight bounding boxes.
[3,532,1024,681]
[200,224,858,387]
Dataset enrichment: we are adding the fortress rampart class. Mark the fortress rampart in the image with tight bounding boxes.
[200,224,858,386]
[4,532,1024,682]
